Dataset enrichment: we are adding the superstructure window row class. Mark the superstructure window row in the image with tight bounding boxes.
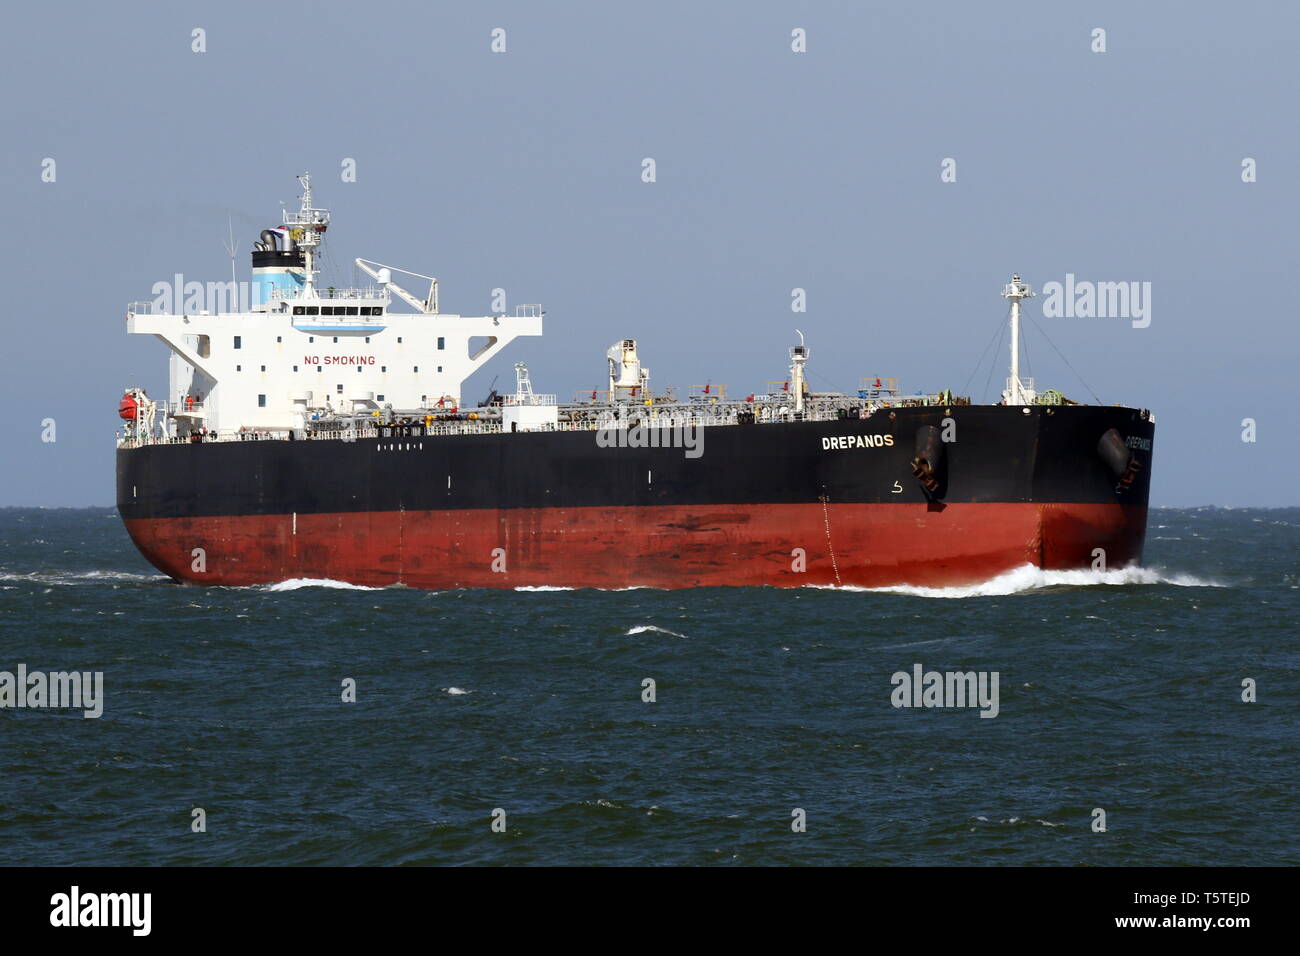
[291,306,384,316]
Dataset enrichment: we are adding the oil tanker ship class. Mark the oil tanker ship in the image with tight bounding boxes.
[116,176,1154,589]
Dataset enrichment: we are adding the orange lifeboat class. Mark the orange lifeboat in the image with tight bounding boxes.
[119,391,139,421]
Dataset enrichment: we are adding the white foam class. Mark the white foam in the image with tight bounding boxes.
[263,578,381,591]
[443,687,470,695]
[513,585,575,592]
[0,569,168,586]
[626,625,689,639]
[807,564,1225,599]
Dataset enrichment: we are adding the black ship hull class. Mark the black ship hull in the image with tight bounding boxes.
[116,404,1154,589]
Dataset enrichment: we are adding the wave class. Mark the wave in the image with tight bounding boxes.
[808,564,1225,599]
[0,569,169,586]
[972,816,1066,828]
[262,578,382,591]
[626,625,689,639]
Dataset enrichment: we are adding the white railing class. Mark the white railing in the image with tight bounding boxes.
[116,393,967,449]
[276,287,389,301]
[114,400,894,452]
[165,400,207,414]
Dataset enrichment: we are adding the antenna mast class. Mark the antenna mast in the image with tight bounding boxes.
[284,173,330,298]
[1001,275,1035,405]
[222,216,238,286]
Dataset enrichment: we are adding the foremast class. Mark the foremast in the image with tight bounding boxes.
[1001,274,1036,405]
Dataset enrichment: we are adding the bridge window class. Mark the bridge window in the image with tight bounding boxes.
[437,337,445,350]
[258,395,267,407]
[360,307,372,316]
[337,384,343,393]
[346,307,358,316]
[293,306,304,316]
[305,307,319,316]
[233,335,242,349]
[377,394,385,402]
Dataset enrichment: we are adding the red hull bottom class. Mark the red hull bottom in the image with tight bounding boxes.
[122,502,1148,589]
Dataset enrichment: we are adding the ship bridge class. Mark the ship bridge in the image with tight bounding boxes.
[269,286,392,333]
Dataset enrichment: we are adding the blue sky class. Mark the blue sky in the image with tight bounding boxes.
[1,0,1296,505]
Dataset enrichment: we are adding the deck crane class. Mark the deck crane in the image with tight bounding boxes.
[354,258,439,313]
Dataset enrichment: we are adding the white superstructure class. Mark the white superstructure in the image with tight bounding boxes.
[124,175,543,436]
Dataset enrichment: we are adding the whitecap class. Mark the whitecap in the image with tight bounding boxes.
[0,569,168,586]
[263,578,381,591]
[626,624,689,639]
[806,564,1225,599]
